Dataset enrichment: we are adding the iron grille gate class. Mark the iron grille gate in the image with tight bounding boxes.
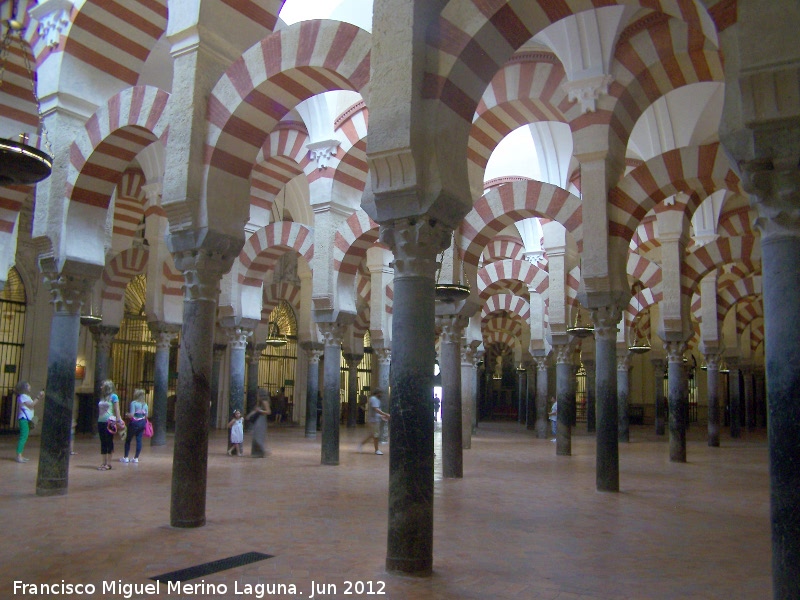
[0,297,26,433]
[257,335,298,417]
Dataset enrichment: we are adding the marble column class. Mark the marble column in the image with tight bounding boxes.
[89,325,119,407]
[751,188,800,596]
[473,351,483,430]
[210,344,226,430]
[36,269,94,496]
[665,341,688,462]
[584,358,596,433]
[246,342,266,421]
[437,314,465,478]
[525,362,536,430]
[302,343,323,438]
[534,357,549,438]
[148,323,179,446]
[318,322,345,465]
[516,365,527,425]
[374,347,391,443]
[168,244,231,528]
[379,217,449,576]
[742,365,756,432]
[651,358,667,435]
[343,353,362,428]
[754,367,766,428]
[553,343,573,456]
[460,342,478,449]
[617,353,631,443]
[728,358,742,438]
[592,306,621,492]
[225,326,252,417]
[704,353,721,447]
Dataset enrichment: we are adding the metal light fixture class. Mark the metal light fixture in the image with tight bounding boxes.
[265,320,287,347]
[80,303,102,326]
[0,5,53,186]
[435,231,471,302]
[627,282,651,354]
[567,305,594,338]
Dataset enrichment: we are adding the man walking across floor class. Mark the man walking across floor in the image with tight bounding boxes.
[358,389,390,455]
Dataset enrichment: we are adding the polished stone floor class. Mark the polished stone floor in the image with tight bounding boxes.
[1,421,770,599]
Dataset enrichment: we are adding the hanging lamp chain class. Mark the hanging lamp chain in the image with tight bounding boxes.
[1,3,53,157]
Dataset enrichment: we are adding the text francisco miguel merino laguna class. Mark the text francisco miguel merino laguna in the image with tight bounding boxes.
[14,579,387,598]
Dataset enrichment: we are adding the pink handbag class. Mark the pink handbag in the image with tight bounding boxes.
[144,419,154,438]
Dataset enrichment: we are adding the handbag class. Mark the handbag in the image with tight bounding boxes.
[144,418,154,438]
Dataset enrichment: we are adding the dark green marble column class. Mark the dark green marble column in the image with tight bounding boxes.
[318,322,345,465]
[148,323,179,446]
[437,314,464,478]
[665,341,687,463]
[592,306,620,492]
[302,343,323,438]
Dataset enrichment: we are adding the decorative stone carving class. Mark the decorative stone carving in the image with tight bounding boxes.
[437,315,467,344]
[373,347,391,365]
[617,353,632,371]
[225,327,252,351]
[590,305,622,341]
[30,0,71,49]
[664,341,687,364]
[563,74,614,113]
[89,325,120,352]
[379,217,451,279]
[741,158,800,242]
[307,139,340,170]
[148,322,180,350]
[317,322,346,347]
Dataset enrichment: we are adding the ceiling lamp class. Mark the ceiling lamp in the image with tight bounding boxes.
[79,303,102,326]
[0,7,53,186]
[265,321,287,347]
[567,306,594,338]
[435,231,471,302]
[626,282,651,354]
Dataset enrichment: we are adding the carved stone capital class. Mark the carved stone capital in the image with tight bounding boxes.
[553,343,573,365]
[225,326,252,351]
[343,353,363,368]
[148,322,180,350]
[40,259,99,316]
[563,74,614,113]
[704,353,721,371]
[213,343,228,360]
[617,353,632,371]
[664,341,687,364]
[437,314,467,344]
[317,322,346,347]
[166,230,242,302]
[30,0,71,49]
[307,139,340,170]
[373,346,392,365]
[591,305,622,341]
[89,325,120,352]
[741,158,800,242]
[379,217,451,279]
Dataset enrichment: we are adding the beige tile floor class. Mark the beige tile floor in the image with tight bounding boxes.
[1,421,771,600]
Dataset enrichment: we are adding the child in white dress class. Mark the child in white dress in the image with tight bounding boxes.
[227,410,244,456]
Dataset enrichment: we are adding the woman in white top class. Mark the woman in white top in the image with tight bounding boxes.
[16,381,43,463]
[97,379,123,470]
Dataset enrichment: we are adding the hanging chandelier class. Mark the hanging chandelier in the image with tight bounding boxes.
[566,305,594,338]
[435,231,471,302]
[0,5,53,186]
[264,321,287,347]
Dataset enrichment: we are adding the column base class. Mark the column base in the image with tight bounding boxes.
[170,518,206,528]
[385,557,432,577]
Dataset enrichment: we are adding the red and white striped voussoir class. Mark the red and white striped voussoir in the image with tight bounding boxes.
[735,299,762,337]
[113,169,147,238]
[333,209,379,276]
[160,260,183,297]
[477,259,549,299]
[482,294,531,322]
[238,221,314,287]
[461,179,582,267]
[716,275,761,319]
[482,330,517,348]
[262,282,302,315]
[624,285,657,324]
[482,237,526,264]
[100,247,149,301]
[0,186,29,235]
[205,20,371,181]
[608,143,741,242]
[627,253,663,296]
[68,86,169,208]
[682,235,759,298]
[384,283,393,316]
[483,314,526,337]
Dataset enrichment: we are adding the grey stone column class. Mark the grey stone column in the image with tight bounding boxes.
[302,343,323,438]
[617,353,631,442]
[437,314,465,478]
[210,343,226,429]
[525,362,536,430]
[742,365,756,432]
[318,322,345,465]
[553,343,573,456]
[592,305,621,492]
[379,217,450,576]
[168,240,234,528]
[460,342,478,448]
[374,347,391,443]
[665,341,688,462]
[704,353,721,447]
[148,323,179,446]
[225,325,252,417]
[728,358,742,438]
[754,367,767,428]
[343,353,362,428]
[246,342,266,421]
[516,365,527,425]
[473,350,484,430]
[651,358,666,435]
[534,357,549,438]
[584,358,596,433]
[36,268,95,496]
[89,324,119,407]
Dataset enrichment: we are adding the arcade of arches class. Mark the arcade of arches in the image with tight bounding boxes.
[0,0,798,596]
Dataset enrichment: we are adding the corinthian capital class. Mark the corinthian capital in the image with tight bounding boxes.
[379,217,451,279]
[664,341,687,364]
[590,305,622,341]
[436,314,467,344]
[148,322,180,350]
[317,322,346,347]
[89,325,120,352]
[741,157,800,242]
